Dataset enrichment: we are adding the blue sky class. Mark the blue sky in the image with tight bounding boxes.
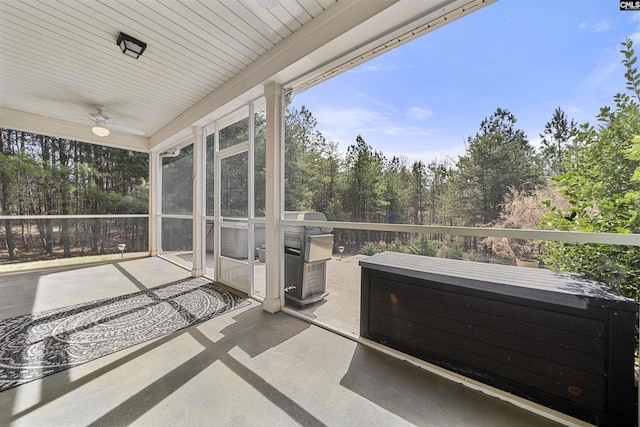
[289,1,640,165]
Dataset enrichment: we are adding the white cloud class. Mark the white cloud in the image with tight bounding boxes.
[310,104,444,160]
[346,63,406,74]
[578,20,611,32]
[583,53,620,91]
[626,12,640,43]
[592,21,611,32]
[385,146,466,167]
[563,106,585,121]
[314,106,389,132]
[315,106,432,141]
[407,106,433,120]
[579,17,640,99]
[528,136,544,151]
[629,31,640,45]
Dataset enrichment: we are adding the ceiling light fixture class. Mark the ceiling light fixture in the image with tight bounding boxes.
[117,32,147,59]
[92,126,110,137]
[257,0,279,9]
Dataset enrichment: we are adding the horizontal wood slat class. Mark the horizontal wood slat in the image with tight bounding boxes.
[368,319,605,412]
[367,306,605,400]
[368,292,605,373]
[369,279,607,356]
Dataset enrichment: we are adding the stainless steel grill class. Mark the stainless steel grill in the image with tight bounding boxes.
[283,212,333,307]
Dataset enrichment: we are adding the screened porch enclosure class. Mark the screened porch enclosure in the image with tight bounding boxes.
[150,90,639,425]
[156,105,267,300]
[1,0,639,425]
[1,0,503,312]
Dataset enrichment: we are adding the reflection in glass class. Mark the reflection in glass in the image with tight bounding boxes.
[0,217,149,265]
[161,218,193,252]
[205,219,215,276]
[219,117,249,150]
[254,110,266,217]
[221,152,248,217]
[206,135,215,216]
[162,144,194,215]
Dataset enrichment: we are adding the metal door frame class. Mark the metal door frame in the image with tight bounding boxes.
[211,106,256,295]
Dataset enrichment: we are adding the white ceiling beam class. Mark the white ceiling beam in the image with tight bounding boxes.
[149,0,401,149]
[0,108,149,152]
[284,0,495,93]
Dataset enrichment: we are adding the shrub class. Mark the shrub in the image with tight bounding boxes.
[406,234,438,256]
[437,239,467,260]
[386,238,407,253]
[360,241,383,256]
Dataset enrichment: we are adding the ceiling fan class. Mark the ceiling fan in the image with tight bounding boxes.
[88,105,145,137]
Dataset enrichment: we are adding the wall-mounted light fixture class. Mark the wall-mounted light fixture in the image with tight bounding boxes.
[117,32,147,59]
[92,126,110,137]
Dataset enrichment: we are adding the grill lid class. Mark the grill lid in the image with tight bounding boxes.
[284,211,332,249]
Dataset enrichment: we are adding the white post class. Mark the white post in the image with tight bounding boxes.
[248,103,256,295]
[149,151,159,257]
[263,82,284,313]
[192,126,205,277]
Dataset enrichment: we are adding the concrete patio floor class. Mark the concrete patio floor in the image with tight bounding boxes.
[0,257,567,426]
[293,254,365,336]
[160,251,364,335]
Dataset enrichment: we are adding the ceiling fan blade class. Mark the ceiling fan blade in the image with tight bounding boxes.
[80,105,145,136]
[108,124,146,136]
[108,117,137,127]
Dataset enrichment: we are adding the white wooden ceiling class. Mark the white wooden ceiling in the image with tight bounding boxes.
[0,0,493,151]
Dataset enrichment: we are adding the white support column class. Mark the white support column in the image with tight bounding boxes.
[248,103,256,295]
[192,126,205,277]
[149,151,159,256]
[263,82,284,313]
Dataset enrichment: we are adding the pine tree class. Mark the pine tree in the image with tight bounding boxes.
[445,108,544,225]
[539,107,576,175]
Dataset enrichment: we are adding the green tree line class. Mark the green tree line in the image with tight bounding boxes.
[0,130,149,260]
[283,104,549,247]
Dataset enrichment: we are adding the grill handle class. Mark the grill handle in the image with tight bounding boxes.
[305,234,333,262]
[285,247,301,256]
